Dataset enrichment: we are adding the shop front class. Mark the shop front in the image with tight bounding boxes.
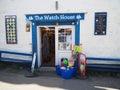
[26,13,85,68]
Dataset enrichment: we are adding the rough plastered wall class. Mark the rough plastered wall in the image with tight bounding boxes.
[0,0,120,59]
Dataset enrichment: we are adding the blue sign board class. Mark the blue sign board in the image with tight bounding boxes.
[26,13,84,21]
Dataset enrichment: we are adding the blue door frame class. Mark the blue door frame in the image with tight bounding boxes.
[26,13,85,68]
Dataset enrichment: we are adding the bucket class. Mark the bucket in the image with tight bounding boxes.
[56,65,61,75]
[61,67,73,79]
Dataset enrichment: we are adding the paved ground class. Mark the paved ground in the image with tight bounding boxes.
[0,67,120,90]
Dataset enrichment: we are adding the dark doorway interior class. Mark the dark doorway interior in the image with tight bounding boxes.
[41,27,55,66]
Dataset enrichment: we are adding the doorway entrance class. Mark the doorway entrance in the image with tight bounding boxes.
[37,25,75,67]
[26,13,84,68]
[40,27,55,66]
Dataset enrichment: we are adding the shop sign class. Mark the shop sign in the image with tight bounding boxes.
[26,13,84,21]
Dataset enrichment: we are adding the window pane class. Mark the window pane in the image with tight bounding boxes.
[58,28,72,50]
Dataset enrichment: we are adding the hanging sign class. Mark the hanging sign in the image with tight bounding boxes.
[26,13,84,21]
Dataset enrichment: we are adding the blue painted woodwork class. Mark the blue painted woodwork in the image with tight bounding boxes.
[32,22,38,68]
[26,13,120,72]
[0,51,32,56]
[0,57,32,63]
[26,13,84,21]
[36,20,74,26]
[75,20,80,45]
[0,50,33,63]
[26,13,85,68]
[87,57,120,61]
[32,22,37,53]
[86,57,120,72]
[87,64,120,72]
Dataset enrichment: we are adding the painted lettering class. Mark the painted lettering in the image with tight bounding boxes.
[60,15,75,20]
[44,15,49,20]
[44,15,59,20]
[35,16,43,20]
[76,15,82,19]
[27,14,84,21]
[29,16,33,20]
[35,16,39,20]
[39,16,43,20]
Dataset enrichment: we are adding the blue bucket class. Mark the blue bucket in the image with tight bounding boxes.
[61,68,73,79]
[56,65,61,75]
[72,67,78,76]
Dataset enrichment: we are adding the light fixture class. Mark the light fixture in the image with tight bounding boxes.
[72,22,75,25]
[26,23,30,32]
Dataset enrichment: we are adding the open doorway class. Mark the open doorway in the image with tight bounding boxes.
[40,27,55,66]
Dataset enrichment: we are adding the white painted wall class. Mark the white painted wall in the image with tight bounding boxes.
[0,0,120,59]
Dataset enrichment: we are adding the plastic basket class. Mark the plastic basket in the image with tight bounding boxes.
[56,65,61,75]
[61,68,73,79]
[72,67,78,76]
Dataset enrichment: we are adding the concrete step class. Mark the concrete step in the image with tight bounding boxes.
[39,67,56,72]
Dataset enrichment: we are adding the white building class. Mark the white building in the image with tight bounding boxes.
[0,0,120,70]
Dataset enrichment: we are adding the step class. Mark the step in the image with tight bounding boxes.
[39,67,56,72]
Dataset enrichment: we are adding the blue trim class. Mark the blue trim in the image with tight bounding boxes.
[87,64,120,69]
[86,57,120,72]
[1,58,32,63]
[87,67,120,72]
[32,22,38,68]
[87,57,120,61]
[75,20,80,45]
[36,20,74,26]
[27,13,85,68]
[32,22,37,53]
[0,50,33,64]
[26,13,84,21]
[0,51,32,56]
[87,64,120,72]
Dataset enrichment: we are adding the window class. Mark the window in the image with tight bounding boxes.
[58,28,72,50]
[94,12,107,35]
[5,15,17,44]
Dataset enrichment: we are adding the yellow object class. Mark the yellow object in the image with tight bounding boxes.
[68,61,74,67]
[73,44,82,53]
